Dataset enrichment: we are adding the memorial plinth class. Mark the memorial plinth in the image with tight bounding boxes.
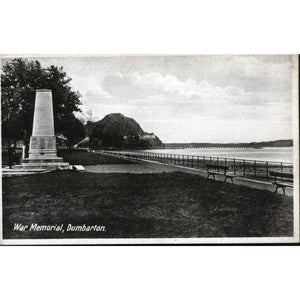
[21,89,69,170]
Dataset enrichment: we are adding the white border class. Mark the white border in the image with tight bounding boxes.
[0,54,299,245]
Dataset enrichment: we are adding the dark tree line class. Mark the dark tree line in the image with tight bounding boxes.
[1,58,86,153]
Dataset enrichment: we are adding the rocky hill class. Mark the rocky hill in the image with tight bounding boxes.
[90,113,164,150]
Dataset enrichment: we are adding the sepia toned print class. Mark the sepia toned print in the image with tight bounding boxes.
[0,55,299,245]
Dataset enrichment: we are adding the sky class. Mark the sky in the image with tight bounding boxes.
[2,55,295,143]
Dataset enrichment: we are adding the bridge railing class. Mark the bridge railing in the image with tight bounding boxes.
[101,150,293,180]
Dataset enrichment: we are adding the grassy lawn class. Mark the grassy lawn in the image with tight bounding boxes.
[2,171,293,239]
[1,149,131,166]
[60,150,133,165]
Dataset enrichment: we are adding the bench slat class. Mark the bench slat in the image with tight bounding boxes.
[226,174,238,178]
[272,182,293,188]
[270,171,293,179]
[208,172,225,176]
[206,164,228,170]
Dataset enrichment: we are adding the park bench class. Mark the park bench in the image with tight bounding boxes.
[206,164,238,183]
[269,171,293,194]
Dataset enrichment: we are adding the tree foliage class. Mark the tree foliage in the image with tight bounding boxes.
[62,115,86,150]
[1,58,83,148]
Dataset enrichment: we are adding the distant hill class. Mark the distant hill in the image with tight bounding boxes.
[89,113,164,150]
[165,139,293,149]
[250,139,293,148]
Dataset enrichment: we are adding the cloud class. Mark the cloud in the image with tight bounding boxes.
[4,55,293,142]
[101,71,248,104]
[68,57,294,143]
[81,68,292,127]
[84,88,113,103]
[217,56,292,93]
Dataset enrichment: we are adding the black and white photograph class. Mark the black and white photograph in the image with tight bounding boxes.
[0,54,299,244]
[2,2,300,300]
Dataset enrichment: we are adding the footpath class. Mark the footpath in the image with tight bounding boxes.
[98,153,294,197]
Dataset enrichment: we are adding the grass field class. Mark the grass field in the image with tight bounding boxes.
[58,150,133,165]
[2,171,293,239]
[1,149,132,166]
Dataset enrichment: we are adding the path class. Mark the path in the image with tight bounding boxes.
[85,159,294,197]
[84,163,179,174]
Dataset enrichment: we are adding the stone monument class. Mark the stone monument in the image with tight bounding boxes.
[21,89,69,169]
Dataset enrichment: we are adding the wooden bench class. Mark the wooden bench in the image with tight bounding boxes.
[206,164,238,184]
[270,171,293,194]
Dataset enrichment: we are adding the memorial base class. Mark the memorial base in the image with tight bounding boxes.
[20,157,70,170]
[28,135,58,158]
[24,134,70,169]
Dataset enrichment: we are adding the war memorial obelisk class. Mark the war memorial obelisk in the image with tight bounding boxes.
[22,89,69,169]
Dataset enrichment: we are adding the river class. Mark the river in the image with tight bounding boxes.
[143,147,293,163]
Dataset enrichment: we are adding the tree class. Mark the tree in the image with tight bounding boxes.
[1,58,82,153]
[62,115,86,150]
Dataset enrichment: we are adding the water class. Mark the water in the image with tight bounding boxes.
[144,147,293,163]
